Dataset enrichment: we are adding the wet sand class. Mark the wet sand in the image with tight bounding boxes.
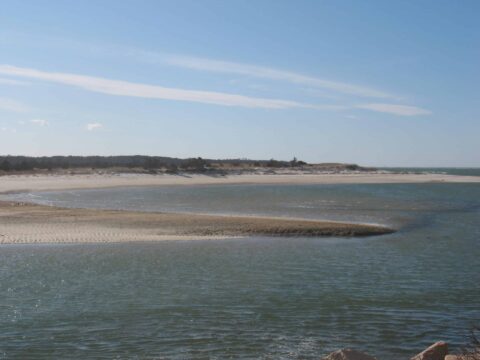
[0,172,479,195]
[3,172,476,243]
[0,201,394,244]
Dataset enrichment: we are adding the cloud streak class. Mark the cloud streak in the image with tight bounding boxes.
[86,123,103,131]
[355,103,431,116]
[0,127,17,133]
[0,64,430,116]
[0,77,29,86]
[163,55,396,99]
[30,119,49,126]
[0,35,399,100]
[112,49,431,115]
[0,65,316,110]
[0,97,29,113]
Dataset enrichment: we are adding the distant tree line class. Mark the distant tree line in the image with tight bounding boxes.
[0,155,309,173]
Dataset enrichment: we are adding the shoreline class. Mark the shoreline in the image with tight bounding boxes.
[2,171,477,244]
[0,172,479,195]
[0,200,394,244]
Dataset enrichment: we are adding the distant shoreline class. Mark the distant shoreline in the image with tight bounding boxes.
[0,172,479,195]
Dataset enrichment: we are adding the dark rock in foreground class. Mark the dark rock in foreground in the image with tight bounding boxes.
[322,349,377,360]
[411,341,448,360]
[322,341,458,360]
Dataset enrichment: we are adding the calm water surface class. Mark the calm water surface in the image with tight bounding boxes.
[380,167,480,176]
[1,183,479,359]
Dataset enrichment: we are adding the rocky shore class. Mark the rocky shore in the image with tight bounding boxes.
[322,342,475,360]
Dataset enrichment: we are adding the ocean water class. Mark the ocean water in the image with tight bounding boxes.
[1,183,480,359]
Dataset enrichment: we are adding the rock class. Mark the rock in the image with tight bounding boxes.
[322,348,377,360]
[445,356,467,360]
[411,341,448,360]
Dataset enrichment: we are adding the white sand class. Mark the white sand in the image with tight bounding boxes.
[0,172,479,194]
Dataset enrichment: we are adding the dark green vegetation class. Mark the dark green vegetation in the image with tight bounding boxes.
[0,155,371,174]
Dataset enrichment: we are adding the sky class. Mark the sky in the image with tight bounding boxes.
[0,0,479,166]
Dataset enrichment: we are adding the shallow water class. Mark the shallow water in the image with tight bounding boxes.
[1,183,480,359]
[380,167,480,176]
[11,183,480,228]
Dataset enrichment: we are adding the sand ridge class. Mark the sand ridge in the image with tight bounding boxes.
[0,201,394,244]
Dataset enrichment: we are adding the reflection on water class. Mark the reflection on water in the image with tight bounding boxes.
[1,183,479,359]
[8,183,480,228]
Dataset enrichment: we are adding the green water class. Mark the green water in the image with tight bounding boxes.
[1,183,479,359]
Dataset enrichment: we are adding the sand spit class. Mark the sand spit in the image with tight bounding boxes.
[0,201,393,244]
[0,172,479,195]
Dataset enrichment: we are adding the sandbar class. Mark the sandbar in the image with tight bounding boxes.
[0,201,394,244]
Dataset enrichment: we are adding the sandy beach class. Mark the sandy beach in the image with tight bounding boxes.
[1,172,479,194]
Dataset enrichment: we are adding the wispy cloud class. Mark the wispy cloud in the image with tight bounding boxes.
[0,97,29,113]
[0,64,430,116]
[0,127,17,133]
[106,49,432,115]
[0,65,318,110]
[0,35,393,100]
[356,103,431,116]
[17,40,396,100]
[0,77,29,86]
[86,123,103,131]
[30,119,49,126]
[163,55,396,99]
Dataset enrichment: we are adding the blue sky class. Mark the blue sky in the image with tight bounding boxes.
[0,0,479,166]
